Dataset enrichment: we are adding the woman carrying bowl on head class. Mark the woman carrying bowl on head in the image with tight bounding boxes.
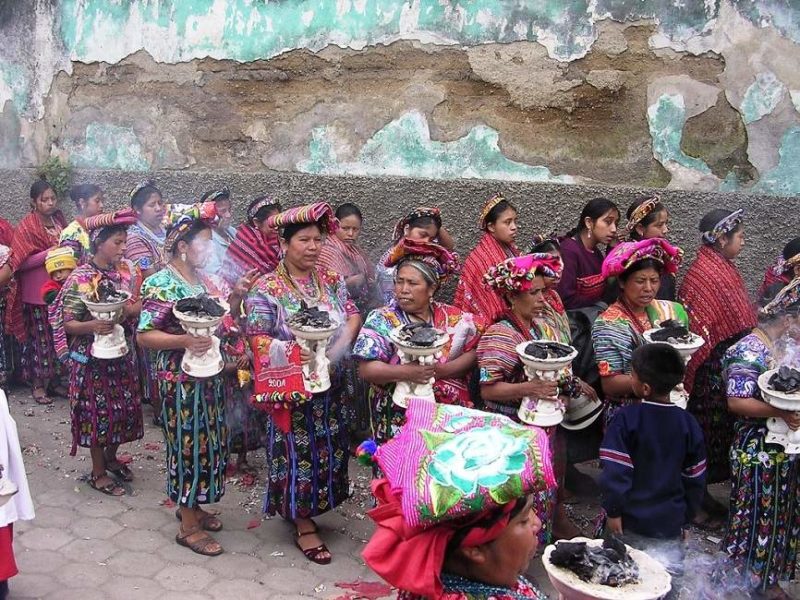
[223,196,282,284]
[376,207,455,305]
[625,195,675,301]
[354,238,481,447]
[137,213,254,557]
[715,280,800,598]
[477,253,581,541]
[679,208,756,525]
[591,238,686,424]
[454,193,519,325]
[50,210,143,497]
[243,202,361,565]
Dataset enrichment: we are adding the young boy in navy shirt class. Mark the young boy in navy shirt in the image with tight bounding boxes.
[599,343,706,576]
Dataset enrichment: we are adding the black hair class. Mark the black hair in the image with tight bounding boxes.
[335,203,363,222]
[407,214,440,232]
[626,197,667,241]
[131,183,162,211]
[567,197,619,237]
[247,196,281,226]
[445,495,529,559]
[631,343,685,396]
[619,257,664,282]
[529,239,560,254]
[30,179,53,201]
[69,184,102,207]
[281,221,322,242]
[757,283,800,324]
[783,237,800,261]
[485,200,517,228]
[201,188,230,203]
[699,208,743,244]
[91,224,127,253]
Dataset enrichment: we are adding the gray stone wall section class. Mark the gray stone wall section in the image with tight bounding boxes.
[0,168,795,294]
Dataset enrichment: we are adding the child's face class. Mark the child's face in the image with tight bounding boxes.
[51,268,72,283]
[630,368,648,398]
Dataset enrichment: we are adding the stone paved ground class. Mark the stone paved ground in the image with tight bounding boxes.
[5,386,800,599]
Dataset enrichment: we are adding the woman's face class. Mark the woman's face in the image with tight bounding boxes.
[620,266,661,309]
[481,497,542,588]
[32,187,57,216]
[137,193,166,229]
[488,208,518,246]
[336,214,362,245]
[720,227,745,259]
[636,208,669,240]
[95,231,127,266]
[394,264,435,314]
[405,224,438,243]
[81,191,105,218]
[510,276,547,321]
[256,209,280,240]
[588,209,619,245]
[180,229,213,269]
[281,224,323,272]
[215,199,232,228]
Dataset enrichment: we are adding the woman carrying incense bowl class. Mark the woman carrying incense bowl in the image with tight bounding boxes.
[354,237,480,447]
[50,209,143,497]
[244,202,361,565]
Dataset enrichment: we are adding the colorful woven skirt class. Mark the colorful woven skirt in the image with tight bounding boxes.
[20,304,65,383]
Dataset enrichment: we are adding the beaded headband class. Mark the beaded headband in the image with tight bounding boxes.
[702,209,744,244]
[478,193,505,230]
[626,196,662,232]
[129,179,156,201]
[247,197,279,223]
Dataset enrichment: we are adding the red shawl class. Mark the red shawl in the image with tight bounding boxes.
[678,245,756,392]
[453,233,518,325]
[223,224,280,282]
[318,234,375,279]
[6,210,66,341]
[0,218,13,246]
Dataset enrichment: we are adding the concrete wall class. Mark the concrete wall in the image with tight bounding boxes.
[0,168,793,296]
[1,1,800,196]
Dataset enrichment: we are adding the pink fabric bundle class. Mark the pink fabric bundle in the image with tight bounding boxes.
[601,237,682,279]
[266,202,338,235]
[484,253,563,294]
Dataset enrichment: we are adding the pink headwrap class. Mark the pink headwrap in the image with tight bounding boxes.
[267,202,338,235]
[601,238,682,279]
[484,253,563,294]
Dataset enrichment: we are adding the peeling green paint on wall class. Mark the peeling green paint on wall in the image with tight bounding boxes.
[0,63,28,113]
[752,126,800,196]
[732,0,800,44]
[647,94,712,174]
[740,72,787,124]
[298,111,575,183]
[67,123,150,171]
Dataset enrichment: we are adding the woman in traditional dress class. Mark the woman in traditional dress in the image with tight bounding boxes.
[624,195,676,301]
[244,202,361,564]
[51,210,143,496]
[717,280,800,598]
[363,400,554,600]
[125,181,167,278]
[59,183,105,263]
[6,179,67,404]
[557,198,620,310]
[454,193,519,325]
[201,187,236,277]
[376,207,455,305]
[679,208,756,526]
[592,238,686,426]
[223,196,282,284]
[0,231,16,391]
[138,212,252,556]
[759,237,800,302]
[477,253,584,541]
[354,238,480,446]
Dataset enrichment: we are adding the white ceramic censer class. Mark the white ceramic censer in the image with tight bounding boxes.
[81,291,132,360]
[288,322,339,394]
[642,328,705,409]
[515,341,578,427]
[173,298,229,378]
[389,325,449,408]
[758,368,800,454]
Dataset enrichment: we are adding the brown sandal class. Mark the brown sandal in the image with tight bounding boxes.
[32,387,53,405]
[174,509,223,532]
[175,525,224,556]
[295,524,332,565]
[88,474,125,497]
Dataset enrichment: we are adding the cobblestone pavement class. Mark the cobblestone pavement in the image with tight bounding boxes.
[5,387,800,599]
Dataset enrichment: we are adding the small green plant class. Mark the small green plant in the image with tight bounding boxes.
[36,157,72,200]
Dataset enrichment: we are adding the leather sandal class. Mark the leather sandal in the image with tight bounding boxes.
[175,509,223,532]
[175,525,223,556]
[295,524,332,565]
[88,474,125,497]
[32,387,53,405]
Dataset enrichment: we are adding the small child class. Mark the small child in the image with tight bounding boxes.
[41,247,77,304]
[599,343,706,577]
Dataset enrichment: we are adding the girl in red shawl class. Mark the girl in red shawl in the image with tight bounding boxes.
[222,196,282,285]
[454,194,519,325]
[678,208,755,528]
[759,237,800,303]
[6,180,67,404]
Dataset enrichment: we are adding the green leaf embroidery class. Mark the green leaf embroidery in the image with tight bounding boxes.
[488,474,523,505]
[429,480,462,517]
[420,429,454,451]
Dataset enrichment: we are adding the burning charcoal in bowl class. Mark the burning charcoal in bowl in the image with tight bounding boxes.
[523,341,573,359]
[396,323,441,347]
[769,366,800,394]
[175,294,225,318]
[287,301,332,329]
[650,324,691,343]
[549,535,639,587]
[94,279,127,303]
